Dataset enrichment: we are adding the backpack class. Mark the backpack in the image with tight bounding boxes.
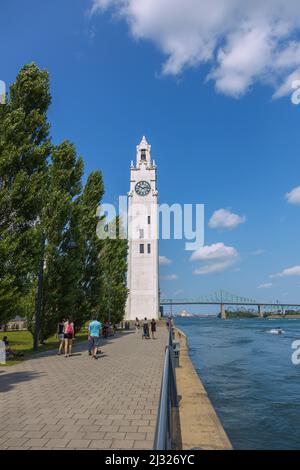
[66,323,74,335]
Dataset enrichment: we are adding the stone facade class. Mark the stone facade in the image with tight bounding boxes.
[125,137,159,320]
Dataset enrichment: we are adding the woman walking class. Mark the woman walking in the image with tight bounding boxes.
[64,318,74,357]
[57,318,65,355]
[151,319,157,339]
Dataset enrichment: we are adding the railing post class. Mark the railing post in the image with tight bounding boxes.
[154,328,181,450]
[168,345,179,407]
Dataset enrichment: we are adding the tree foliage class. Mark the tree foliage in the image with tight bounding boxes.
[99,217,128,325]
[0,63,51,324]
[38,141,84,341]
[0,63,128,342]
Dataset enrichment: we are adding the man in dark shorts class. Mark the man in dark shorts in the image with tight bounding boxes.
[88,316,102,359]
[142,318,150,339]
[151,319,157,339]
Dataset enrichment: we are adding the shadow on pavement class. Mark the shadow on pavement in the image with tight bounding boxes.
[0,331,135,365]
[0,370,43,393]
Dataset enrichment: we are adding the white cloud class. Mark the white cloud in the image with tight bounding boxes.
[209,25,273,97]
[270,265,300,278]
[190,242,239,275]
[91,0,300,98]
[193,260,235,275]
[286,186,300,205]
[159,255,172,265]
[190,242,238,262]
[258,282,272,289]
[208,208,246,230]
[161,274,178,281]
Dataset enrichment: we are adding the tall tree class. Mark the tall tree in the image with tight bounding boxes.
[0,62,128,341]
[100,217,128,325]
[0,63,51,325]
[38,141,84,342]
[75,171,105,326]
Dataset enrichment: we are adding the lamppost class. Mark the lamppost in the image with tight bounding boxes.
[33,232,46,351]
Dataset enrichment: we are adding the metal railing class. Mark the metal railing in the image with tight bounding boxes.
[154,326,182,450]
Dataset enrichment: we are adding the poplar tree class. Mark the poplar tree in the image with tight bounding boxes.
[100,217,128,325]
[37,141,84,342]
[75,171,105,325]
[0,63,51,325]
[0,62,129,340]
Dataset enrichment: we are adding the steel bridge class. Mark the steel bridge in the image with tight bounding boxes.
[160,290,300,319]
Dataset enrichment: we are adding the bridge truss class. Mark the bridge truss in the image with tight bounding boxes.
[161,290,258,305]
[160,290,300,312]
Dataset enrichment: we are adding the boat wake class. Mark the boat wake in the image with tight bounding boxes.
[267,328,285,334]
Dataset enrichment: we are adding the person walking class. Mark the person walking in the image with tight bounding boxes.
[57,318,65,355]
[88,316,102,359]
[103,320,110,339]
[64,318,74,357]
[142,317,150,339]
[151,319,157,339]
[166,315,172,329]
[135,317,140,333]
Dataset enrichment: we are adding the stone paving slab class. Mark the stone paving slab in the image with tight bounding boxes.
[0,328,167,450]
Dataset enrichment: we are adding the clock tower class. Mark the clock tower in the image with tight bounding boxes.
[125,136,160,321]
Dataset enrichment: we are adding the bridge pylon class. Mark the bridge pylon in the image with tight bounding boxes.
[220,303,226,320]
[258,305,264,318]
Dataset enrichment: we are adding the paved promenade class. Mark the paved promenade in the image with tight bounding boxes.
[0,328,167,450]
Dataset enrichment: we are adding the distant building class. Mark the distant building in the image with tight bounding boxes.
[1,316,27,331]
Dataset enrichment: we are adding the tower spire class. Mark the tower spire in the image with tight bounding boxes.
[136,136,151,165]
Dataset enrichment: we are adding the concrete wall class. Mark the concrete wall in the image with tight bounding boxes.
[175,328,232,450]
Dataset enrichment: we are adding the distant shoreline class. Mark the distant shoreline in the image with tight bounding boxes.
[267,315,300,319]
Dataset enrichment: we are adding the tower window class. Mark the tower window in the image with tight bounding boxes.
[139,229,144,239]
[147,244,151,254]
[139,244,144,254]
[141,149,147,161]
[148,216,151,224]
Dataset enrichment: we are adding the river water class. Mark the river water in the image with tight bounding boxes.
[175,317,300,450]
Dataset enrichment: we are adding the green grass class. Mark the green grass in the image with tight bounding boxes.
[0,330,88,366]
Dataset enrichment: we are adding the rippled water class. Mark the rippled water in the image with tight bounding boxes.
[175,317,300,450]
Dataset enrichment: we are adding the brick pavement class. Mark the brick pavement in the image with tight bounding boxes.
[0,328,167,450]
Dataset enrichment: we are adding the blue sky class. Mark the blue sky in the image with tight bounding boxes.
[1,0,300,309]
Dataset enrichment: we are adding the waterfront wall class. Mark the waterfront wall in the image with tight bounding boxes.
[175,328,232,450]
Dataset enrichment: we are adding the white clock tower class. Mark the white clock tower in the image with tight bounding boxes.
[125,136,160,321]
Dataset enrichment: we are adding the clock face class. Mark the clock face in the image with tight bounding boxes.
[135,180,151,196]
